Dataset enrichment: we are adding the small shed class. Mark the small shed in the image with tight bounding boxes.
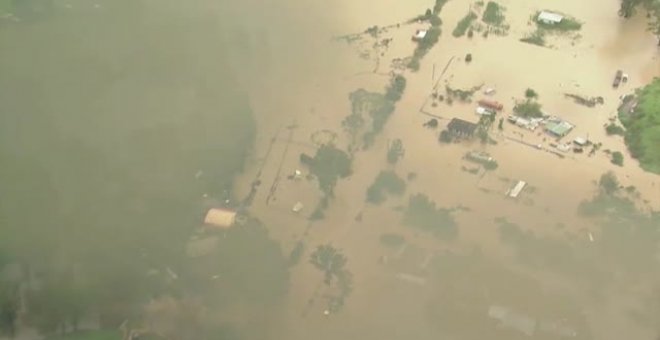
[203,208,237,229]
[573,137,588,146]
[412,29,428,41]
[537,11,564,25]
[447,118,478,138]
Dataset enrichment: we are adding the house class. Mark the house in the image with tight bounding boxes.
[537,11,564,25]
[203,208,237,229]
[544,118,573,137]
[412,29,428,41]
[447,118,478,138]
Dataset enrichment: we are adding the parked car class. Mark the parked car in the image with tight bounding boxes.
[613,70,623,88]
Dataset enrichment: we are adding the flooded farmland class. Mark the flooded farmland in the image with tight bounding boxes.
[0,0,659,339]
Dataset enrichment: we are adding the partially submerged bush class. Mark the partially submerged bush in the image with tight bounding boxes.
[606,123,625,136]
[403,194,457,239]
[453,11,478,37]
[482,1,505,26]
[525,88,538,99]
[366,171,406,204]
[513,100,543,118]
[520,30,546,46]
[611,151,624,166]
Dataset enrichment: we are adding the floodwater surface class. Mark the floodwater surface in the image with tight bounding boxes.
[0,0,659,339]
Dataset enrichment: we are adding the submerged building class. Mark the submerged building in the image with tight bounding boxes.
[447,118,478,138]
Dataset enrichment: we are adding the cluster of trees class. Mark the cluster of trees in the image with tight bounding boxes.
[343,74,407,149]
[403,194,458,240]
[619,0,660,44]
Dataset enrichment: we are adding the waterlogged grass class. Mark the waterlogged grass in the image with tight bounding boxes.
[620,79,660,174]
[452,11,478,37]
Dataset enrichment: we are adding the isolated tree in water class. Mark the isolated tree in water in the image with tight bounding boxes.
[310,245,347,284]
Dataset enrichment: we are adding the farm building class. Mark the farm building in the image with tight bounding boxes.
[537,11,564,25]
[447,118,478,138]
[544,118,574,137]
[203,208,237,229]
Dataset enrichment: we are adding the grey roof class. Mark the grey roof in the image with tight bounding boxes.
[448,118,478,135]
[538,11,564,23]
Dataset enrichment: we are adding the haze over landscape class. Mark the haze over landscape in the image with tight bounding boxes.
[0,0,659,339]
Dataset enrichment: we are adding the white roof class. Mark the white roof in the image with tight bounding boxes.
[538,11,563,23]
[203,208,237,228]
[509,181,527,198]
[414,30,428,39]
[573,137,588,145]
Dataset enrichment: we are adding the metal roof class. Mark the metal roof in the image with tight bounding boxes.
[538,11,564,24]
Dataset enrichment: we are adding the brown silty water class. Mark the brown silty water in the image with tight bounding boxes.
[230,0,660,339]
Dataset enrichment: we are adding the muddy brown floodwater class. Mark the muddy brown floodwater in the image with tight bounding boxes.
[233,0,659,339]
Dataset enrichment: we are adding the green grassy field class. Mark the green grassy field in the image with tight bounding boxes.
[620,78,660,174]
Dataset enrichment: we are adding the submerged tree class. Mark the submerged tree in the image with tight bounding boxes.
[387,139,405,164]
[310,245,347,284]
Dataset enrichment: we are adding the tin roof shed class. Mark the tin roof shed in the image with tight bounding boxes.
[537,11,564,24]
